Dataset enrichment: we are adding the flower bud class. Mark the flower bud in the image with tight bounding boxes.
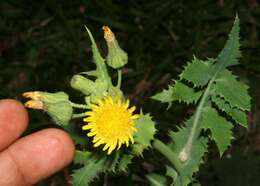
[103,26,128,69]
[70,75,96,95]
[23,91,73,126]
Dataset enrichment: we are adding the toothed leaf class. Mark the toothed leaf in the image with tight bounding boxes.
[74,150,93,164]
[153,82,202,105]
[202,107,233,156]
[213,69,251,111]
[211,95,248,128]
[180,57,215,87]
[152,16,251,186]
[133,112,156,155]
[171,82,203,104]
[84,26,111,83]
[117,154,133,172]
[217,15,241,68]
[151,85,174,104]
[72,151,106,186]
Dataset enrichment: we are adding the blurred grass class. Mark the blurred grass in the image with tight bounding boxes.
[1,0,260,185]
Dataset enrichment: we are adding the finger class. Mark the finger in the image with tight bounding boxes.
[0,128,75,186]
[0,99,28,151]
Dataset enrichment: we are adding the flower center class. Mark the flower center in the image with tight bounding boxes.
[82,96,139,154]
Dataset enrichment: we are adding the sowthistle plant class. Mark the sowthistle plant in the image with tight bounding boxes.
[23,26,156,186]
[22,16,251,186]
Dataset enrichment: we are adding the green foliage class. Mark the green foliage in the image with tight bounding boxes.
[201,107,233,156]
[180,57,215,87]
[152,81,203,105]
[132,111,157,155]
[216,15,241,69]
[211,95,247,128]
[84,26,111,83]
[151,85,174,104]
[117,154,133,172]
[1,1,259,186]
[72,151,106,186]
[71,26,112,103]
[72,151,122,186]
[213,69,251,111]
[168,117,208,186]
[20,23,157,185]
[151,16,251,186]
[69,28,156,185]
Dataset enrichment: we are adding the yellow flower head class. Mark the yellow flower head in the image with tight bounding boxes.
[82,96,139,155]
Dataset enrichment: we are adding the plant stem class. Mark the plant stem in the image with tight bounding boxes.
[153,139,182,173]
[72,113,86,119]
[179,78,214,161]
[117,69,122,88]
[69,101,88,109]
[179,70,220,162]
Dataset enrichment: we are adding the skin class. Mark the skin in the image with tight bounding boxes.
[0,99,75,186]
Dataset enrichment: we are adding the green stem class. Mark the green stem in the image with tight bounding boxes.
[72,113,86,119]
[153,139,182,173]
[69,101,88,109]
[117,69,122,88]
[178,77,215,162]
[179,63,226,162]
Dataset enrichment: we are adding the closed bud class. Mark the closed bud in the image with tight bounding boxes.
[23,91,73,126]
[103,26,128,69]
[70,75,95,95]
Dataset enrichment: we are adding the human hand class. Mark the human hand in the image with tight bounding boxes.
[0,99,75,186]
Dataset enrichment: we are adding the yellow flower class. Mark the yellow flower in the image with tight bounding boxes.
[82,96,139,155]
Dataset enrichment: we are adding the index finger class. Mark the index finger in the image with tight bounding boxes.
[0,99,28,151]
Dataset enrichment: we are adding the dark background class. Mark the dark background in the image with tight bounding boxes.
[1,0,260,185]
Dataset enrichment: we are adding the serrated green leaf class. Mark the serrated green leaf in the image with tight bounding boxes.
[133,112,156,155]
[172,82,203,104]
[213,69,251,111]
[131,143,145,156]
[146,173,167,186]
[151,16,250,186]
[84,26,111,85]
[72,151,105,186]
[117,154,133,172]
[180,57,215,87]
[151,85,174,104]
[217,15,241,68]
[74,150,93,164]
[152,81,203,105]
[202,107,233,156]
[211,95,248,128]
